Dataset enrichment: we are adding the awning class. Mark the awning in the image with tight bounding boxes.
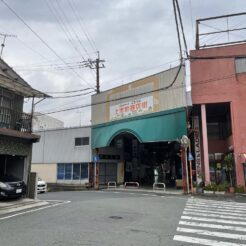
[92,107,187,149]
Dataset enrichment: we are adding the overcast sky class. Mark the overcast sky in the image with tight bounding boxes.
[0,0,245,127]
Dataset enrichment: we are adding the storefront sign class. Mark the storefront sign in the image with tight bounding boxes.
[193,116,202,184]
[110,96,153,120]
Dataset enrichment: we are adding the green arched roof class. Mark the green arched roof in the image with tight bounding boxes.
[92,107,187,149]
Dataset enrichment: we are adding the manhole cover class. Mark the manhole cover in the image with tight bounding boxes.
[109,216,123,220]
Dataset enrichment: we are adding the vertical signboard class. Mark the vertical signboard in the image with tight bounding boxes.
[193,116,202,185]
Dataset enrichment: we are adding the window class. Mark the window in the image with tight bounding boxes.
[65,163,72,180]
[75,137,89,146]
[57,163,88,180]
[235,57,246,74]
[57,163,65,179]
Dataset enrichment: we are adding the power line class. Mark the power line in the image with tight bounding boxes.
[0,0,93,89]
[48,90,94,99]
[68,0,97,52]
[38,68,238,116]
[45,88,93,94]
[175,0,188,57]
[38,64,183,115]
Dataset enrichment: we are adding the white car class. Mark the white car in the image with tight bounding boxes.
[37,177,47,193]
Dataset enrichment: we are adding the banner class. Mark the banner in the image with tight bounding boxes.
[110,96,153,120]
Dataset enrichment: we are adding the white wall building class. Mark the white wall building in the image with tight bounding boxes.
[31,126,91,185]
[32,112,64,131]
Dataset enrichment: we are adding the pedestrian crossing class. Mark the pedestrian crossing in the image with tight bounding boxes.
[173,198,246,246]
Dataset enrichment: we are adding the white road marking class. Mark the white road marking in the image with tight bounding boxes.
[181,215,246,226]
[183,211,246,220]
[0,201,71,221]
[177,227,246,240]
[185,204,246,213]
[190,199,246,206]
[187,201,246,209]
[173,235,246,246]
[179,220,246,232]
[184,208,246,217]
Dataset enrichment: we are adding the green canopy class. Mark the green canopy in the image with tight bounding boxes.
[92,107,187,149]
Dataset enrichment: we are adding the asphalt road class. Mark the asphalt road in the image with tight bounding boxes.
[0,191,246,246]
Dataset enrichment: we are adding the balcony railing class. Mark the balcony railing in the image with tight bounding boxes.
[0,107,32,132]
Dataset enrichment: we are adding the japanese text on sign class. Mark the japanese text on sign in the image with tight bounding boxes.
[110,96,153,120]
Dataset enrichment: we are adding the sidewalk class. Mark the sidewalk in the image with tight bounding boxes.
[0,198,49,216]
[103,187,184,196]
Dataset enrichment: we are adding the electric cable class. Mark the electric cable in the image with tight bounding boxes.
[0,0,94,89]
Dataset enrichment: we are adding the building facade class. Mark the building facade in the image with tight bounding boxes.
[31,126,91,185]
[0,58,46,191]
[91,66,188,187]
[190,43,246,188]
[32,112,64,131]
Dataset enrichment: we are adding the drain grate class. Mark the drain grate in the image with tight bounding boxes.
[109,216,123,220]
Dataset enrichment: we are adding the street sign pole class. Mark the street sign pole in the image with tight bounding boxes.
[181,135,190,194]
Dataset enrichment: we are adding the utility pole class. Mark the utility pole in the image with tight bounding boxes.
[87,51,105,94]
[0,33,17,58]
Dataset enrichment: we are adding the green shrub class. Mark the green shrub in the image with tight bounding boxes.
[235,185,244,193]
[204,183,216,191]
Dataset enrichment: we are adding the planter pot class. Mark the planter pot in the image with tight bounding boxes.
[204,190,214,194]
[215,191,225,195]
[228,187,235,193]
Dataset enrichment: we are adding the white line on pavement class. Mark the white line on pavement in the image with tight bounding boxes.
[181,215,246,226]
[189,199,246,206]
[177,227,246,240]
[173,234,246,246]
[185,205,246,213]
[187,201,246,209]
[0,201,71,221]
[184,208,246,217]
[183,211,246,220]
[179,220,246,232]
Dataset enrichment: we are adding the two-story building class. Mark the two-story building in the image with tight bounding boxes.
[0,58,47,190]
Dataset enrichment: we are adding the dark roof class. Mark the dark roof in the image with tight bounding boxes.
[0,58,50,98]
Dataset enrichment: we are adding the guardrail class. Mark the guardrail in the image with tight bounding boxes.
[124,182,139,189]
[107,181,117,189]
[153,182,166,191]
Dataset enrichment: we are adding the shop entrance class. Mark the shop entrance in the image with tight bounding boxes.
[110,133,182,187]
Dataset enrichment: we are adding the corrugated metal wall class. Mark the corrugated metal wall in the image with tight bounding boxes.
[32,126,91,163]
[91,66,186,125]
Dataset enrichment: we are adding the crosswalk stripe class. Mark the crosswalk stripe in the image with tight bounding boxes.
[179,220,246,232]
[174,198,246,245]
[186,204,246,211]
[177,227,246,240]
[189,199,246,206]
[184,208,246,217]
[173,235,246,246]
[181,215,246,226]
[185,204,246,213]
[183,211,246,220]
[187,201,246,209]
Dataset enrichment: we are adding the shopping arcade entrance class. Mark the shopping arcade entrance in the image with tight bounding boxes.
[92,108,187,188]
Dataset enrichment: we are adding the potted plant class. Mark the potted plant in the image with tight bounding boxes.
[223,153,235,193]
[204,183,216,194]
[235,185,245,194]
[215,183,227,195]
